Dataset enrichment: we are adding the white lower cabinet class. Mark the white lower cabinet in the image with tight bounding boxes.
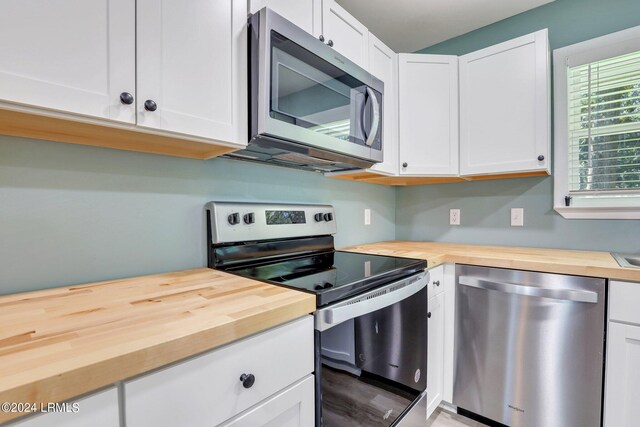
[220,375,315,427]
[426,290,445,419]
[604,322,640,427]
[124,316,314,427]
[604,280,640,427]
[8,387,119,427]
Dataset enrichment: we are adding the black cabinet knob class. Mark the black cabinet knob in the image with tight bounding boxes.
[119,92,134,105]
[402,162,408,168]
[327,40,334,47]
[240,373,255,389]
[434,280,440,287]
[537,155,545,161]
[319,35,325,42]
[427,312,432,319]
[144,99,158,112]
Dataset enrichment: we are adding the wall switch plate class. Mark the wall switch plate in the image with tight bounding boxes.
[450,209,460,225]
[511,208,524,226]
[364,208,371,225]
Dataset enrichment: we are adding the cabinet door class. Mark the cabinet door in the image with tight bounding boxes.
[125,316,313,427]
[442,263,456,404]
[604,322,640,427]
[427,265,445,300]
[249,0,321,36]
[459,29,550,176]
[10,387,119,427]
[0,0,135,123]
[220,375,315,427]
[321,0,369,69]
[368,35,398,176]
[136,0,247,144]
[427,292,445,420]
[398,54,459,176]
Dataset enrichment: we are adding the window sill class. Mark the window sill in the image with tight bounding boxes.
[555,206,640,220]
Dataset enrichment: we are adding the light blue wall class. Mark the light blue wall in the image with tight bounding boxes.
[397,0,640,252]
[0,136,395,295]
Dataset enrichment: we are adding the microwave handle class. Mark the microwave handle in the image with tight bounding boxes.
[316,272,428,331]
[365,87,380,147]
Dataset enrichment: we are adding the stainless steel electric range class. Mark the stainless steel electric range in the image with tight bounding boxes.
[206,202,429,427]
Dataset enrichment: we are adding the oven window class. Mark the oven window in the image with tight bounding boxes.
[270,30,369,145]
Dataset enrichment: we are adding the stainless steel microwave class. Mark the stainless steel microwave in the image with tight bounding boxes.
[225,8,384,172]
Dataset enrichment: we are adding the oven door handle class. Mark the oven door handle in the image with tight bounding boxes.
[364,87,380,147]
[458,276,598,303]
[316,272,428,331]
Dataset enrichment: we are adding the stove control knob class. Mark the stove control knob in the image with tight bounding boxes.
[243,213,255,225]
[314,213,324,222]
[227,212,240,225]
[323,213,333,222]
[323,282,333,289]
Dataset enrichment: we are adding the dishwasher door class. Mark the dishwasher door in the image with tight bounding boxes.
[453,265,605,427]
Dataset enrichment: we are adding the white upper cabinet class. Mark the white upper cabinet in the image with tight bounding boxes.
[0,0,135,123]
[398,54,459,176]
[459,29,550,176]
[320,0,369,69]
[249,0,321,36]
[136,0,247,144]
[368,35,398,176]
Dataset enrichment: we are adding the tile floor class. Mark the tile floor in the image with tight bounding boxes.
[426,407,489,427]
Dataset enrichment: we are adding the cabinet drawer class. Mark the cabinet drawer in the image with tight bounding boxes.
[427,265,445,299]
[610,280,640,325]
[219,375,315,427]
[125,316,314,427]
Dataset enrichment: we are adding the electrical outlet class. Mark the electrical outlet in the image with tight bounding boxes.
[511,208,524,226]
[364,208,371,225]
[450,209,460,225]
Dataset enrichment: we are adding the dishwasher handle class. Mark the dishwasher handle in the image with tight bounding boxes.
[458,276,598,303]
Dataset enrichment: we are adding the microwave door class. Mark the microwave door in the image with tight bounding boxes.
[262,29,374,161]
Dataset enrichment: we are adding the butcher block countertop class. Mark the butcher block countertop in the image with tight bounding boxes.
[342,241,640,282]
[0,268,315,423]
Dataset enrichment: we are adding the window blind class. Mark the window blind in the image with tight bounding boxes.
[567,50,640,194]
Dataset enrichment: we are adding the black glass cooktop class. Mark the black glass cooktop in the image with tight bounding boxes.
[223,251,427,306]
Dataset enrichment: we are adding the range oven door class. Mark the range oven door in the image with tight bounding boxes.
[315,272,428,427]
[250,8,383,163]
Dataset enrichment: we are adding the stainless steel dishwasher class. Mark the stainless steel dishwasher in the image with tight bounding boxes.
[453,265,606,427]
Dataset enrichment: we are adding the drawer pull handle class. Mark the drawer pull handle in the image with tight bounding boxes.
[240,373,255,389]
[433,280,440,287]
[427,312,432,319]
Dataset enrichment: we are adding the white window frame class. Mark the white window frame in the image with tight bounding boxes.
[553,25,640,219]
